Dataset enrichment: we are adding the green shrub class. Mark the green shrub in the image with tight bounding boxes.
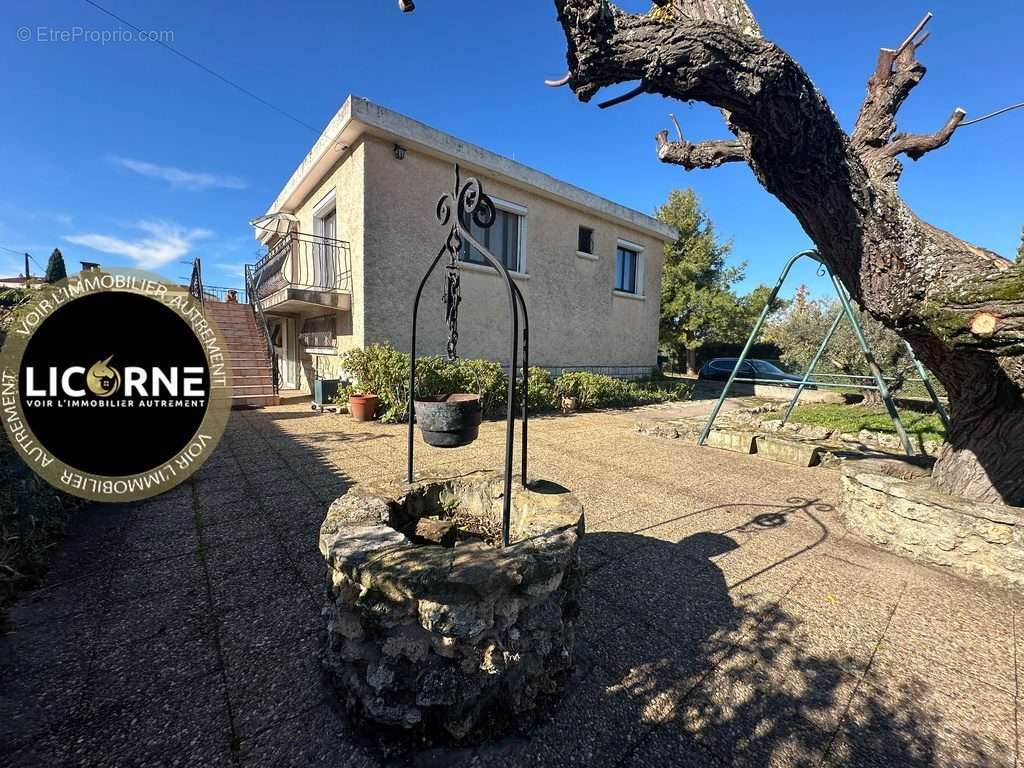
[338,344,690,422]
[0,301,88,618]
[340,344,511,423]
[672,381,694,400]
[552,371,621,408]
[517,366,556,412]
[339,343,410,422]
[0,288,31,348]
[553,371,689,409]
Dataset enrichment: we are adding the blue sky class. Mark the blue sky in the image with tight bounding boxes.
[2,0,1022,298]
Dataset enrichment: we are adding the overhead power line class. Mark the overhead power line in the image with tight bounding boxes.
[960,101,1024,127]
[0,245,45,276]
[81,0,323,136]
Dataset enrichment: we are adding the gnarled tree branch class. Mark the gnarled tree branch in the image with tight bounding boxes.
[852,13,933,155]
[849,14,973,183]
[878,107,966,160]
[655,114,745,169]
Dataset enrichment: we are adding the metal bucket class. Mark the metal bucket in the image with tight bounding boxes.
[414,393,482,447]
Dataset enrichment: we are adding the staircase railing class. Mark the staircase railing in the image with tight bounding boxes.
[189,257,205,308]
[202,285,248,303]
[245,263,279,396]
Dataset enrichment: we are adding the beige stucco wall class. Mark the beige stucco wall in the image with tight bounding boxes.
[359,136,665,369]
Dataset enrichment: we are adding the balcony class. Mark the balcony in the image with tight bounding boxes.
[247,232,352,314]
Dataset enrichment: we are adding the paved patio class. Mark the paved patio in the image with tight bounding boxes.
[1,402,1019,767]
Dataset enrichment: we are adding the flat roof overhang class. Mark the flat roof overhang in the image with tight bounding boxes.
[261,96,678,244]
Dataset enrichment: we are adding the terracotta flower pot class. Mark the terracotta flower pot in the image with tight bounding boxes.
[349,394,379,422]
[414,393,482,447]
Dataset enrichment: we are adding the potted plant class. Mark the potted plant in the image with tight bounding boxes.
[339,346,393,422]
[554,372,584,415]
[349,390,379,421]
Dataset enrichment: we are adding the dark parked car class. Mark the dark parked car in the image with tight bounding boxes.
[697,358,813,388]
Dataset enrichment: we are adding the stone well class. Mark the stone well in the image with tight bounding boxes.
[841,457,1024,588]
[318,471,584,739]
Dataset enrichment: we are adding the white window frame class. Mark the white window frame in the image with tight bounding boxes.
[458,195,528,276]
[613,238,646,299]
[312,188,337,236]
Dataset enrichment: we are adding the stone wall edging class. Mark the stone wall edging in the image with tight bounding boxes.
[840,461,1024,589]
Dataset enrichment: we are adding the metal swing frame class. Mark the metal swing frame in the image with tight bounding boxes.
[698,249,949,456]
[406,165,529,547]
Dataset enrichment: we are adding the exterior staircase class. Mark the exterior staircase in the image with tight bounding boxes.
[204,301,279,408]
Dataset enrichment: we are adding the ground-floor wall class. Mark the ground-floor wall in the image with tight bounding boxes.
[267,309,358,395]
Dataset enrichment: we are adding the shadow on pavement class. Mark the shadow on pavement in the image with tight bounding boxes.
[0,412,1009,768]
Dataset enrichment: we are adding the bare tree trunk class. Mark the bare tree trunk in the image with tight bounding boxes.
[551,1,1024,505]
[686,348,698,376]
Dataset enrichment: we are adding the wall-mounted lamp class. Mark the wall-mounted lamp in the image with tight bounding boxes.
[393,144,407,160]
[398,0,415,12]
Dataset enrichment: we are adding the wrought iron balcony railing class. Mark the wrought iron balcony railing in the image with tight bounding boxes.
[248,232,352,301]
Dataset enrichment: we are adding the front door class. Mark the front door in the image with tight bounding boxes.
[270,318,297,389]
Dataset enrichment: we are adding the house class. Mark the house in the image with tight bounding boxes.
[0,276,43,289]
[249,96,676,396]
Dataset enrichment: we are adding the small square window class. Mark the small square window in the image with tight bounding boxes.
[577,226,594,255]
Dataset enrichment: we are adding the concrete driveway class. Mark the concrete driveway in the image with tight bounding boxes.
[1,403,1018,767]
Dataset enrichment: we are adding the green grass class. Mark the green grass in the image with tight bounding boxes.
[779,403,946,443]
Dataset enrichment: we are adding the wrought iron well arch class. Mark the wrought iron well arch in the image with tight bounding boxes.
[407,165,529,546]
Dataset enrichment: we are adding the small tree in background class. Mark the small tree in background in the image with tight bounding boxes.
[734,283,787,338]
[766,294,912,406]
[43,248,67,284]
[1017,226,1023,262]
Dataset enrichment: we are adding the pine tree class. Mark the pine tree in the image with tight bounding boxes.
[44,248,67,283]
[657,189,744,374]
[1017,226,1023,263]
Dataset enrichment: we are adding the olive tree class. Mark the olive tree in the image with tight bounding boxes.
[542,1,1023,505]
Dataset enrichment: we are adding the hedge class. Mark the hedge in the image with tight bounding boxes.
[338,344,690,423]
[552,370,691,409]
